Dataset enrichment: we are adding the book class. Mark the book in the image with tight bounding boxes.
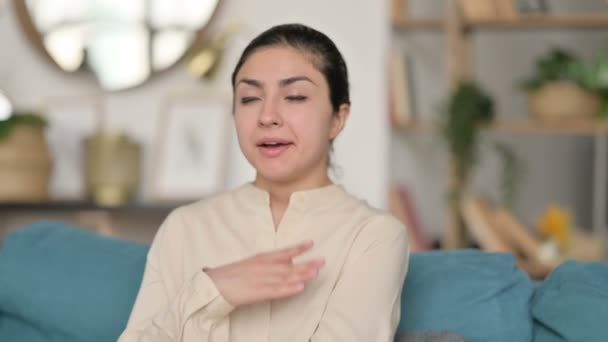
[459,0,498,22]
[388,183,432,251]
[492,207,542,261]
[460,196,513,252]
[481,203,556,279]
[494,0,519,20]
[388,47,415,128]
[391,0,408,23]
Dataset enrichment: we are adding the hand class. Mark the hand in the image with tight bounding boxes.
[205,240,325,307]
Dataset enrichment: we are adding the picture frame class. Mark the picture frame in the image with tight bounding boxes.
[151,90,232,202]
[40,95,103,200]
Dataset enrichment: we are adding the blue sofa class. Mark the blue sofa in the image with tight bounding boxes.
[0,222,607,342]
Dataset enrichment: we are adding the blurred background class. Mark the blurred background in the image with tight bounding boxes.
[0,0,607,279]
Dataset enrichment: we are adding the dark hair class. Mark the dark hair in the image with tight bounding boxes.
[231,23,350,113]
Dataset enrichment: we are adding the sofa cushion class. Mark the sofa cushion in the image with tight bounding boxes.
[400,250,534,342]
[532,260,608,341]
[0,222,149,342]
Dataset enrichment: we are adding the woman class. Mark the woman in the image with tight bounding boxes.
[119,23,409,342]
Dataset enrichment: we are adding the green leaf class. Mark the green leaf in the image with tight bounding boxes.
[440,81,495,188]
[599,96,608,119]
[0,112,46,142]
[519,48,585,90]
[590,55,608,91]
[0,119,13,140]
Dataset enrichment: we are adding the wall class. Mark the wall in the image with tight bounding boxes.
[0,0,391,214]
[4,0,604,242]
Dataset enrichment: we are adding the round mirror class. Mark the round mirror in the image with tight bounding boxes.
[14,0,222,91]
[0,91,13,121]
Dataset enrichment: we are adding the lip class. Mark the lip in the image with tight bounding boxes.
[256,137,293,158]
[255,137,293,146]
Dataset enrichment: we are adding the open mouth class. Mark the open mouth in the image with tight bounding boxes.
[258,142,292,148]
[257,140,293,157]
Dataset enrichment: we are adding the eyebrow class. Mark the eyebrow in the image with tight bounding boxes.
[236,76,316,89]
[280,76,316,87]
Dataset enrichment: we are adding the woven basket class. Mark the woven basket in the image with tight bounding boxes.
[0,126,51,202]
[528,81,600,122]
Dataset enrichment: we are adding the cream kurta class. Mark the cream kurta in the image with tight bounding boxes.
[118,183,409,342]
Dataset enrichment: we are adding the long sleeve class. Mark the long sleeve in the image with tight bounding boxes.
[118,210,234,342]
[310,215,410,342]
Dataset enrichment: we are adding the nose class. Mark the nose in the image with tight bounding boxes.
[258,98,282,128]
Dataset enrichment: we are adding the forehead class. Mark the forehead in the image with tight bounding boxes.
[237,46,323,83]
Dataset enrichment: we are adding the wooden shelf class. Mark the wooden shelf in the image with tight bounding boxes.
[492,119,608,134]
[397,118,608,135]
[0,201,186,214]
[392,18,444,31]
[393,13,608,32]
[471,14,608,29]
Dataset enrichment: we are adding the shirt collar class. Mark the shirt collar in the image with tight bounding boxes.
[239,182,348,213]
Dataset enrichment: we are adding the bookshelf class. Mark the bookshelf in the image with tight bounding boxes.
[390,0,608,252]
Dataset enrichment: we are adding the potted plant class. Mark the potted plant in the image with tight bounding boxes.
[582,54,608,118]
[521,49,604,122]
[439,82,524,248]
[0,112,51,202]
[439,82,493,248]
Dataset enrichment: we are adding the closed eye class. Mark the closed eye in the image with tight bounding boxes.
[286,95,307,102]
[240,96,259,105]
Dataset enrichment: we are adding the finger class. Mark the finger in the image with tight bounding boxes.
[266,283,306,300]
[284,264,322,284]
[254,264,292,285]
[293,258,325,270]
[265,240,314,262]
[287,258,325,276]
[259,259,325,286]
[260,263,292,276]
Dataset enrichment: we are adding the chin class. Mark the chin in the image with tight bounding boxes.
[256,167,298,185]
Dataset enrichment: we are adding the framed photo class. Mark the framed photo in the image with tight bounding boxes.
[151,91,232,202]
[40,95,103,200]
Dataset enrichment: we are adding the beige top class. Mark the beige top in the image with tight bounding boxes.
[118,183,410,342]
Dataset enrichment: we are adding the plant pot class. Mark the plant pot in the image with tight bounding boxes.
[0,126,51,202]
[528,81,600,122]
[84,130,141,206]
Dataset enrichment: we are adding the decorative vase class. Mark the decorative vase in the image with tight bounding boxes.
[528,81,600,122]
[84,130,141,206]
[0,126,51,202]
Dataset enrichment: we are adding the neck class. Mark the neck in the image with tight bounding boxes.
[253,173,333,207]
[253,170,333,229]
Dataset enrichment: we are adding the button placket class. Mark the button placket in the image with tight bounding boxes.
[275,202,298,249]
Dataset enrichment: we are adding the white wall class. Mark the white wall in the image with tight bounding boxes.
[0,0,391,209]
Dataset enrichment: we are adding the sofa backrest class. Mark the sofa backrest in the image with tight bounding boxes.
[0,222,148,342]
[3,222,606,342]
[400,249,534,342]
[531,259,608,341]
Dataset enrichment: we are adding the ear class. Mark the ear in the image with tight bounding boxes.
[329,103,350,140]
